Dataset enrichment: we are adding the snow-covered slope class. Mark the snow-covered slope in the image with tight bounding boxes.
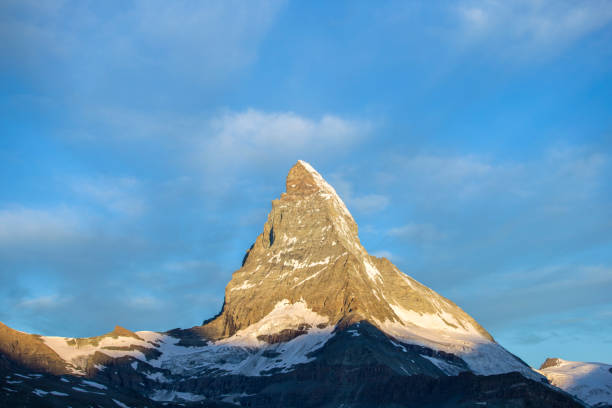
[538,358,612,407]
[40,311,333,379]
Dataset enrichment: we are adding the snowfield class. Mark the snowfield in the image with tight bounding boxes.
[538,358,612,406]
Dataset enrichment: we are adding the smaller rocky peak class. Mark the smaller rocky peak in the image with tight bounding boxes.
[540,357,564,370]
[108,325,143,341]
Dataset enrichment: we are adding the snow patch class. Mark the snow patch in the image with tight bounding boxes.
[363,258,382,282]
[150,390,206,402]
[221,392,255,404]
[377,314,540,380]
[294,267,326,287]
[389,340,407,352]
[389,303,481,337]
[420,354,465,376]
[14,373,30,379]
[144,371,171,383]
[42,334,155,373]
[149,300,334,377]
[283,256,331,269]
[81,380,107,390]
[218,299,329,347]
[231,280,256,291]
[112,399,132,408]
[72,386,105,395]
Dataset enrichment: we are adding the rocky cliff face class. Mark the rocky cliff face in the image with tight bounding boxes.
[202,160,491,339]
[194,160,530,378]
[0,160,587,407]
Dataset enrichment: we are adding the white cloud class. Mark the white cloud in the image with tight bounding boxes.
[202,109,371,166]
[348,194,390,214]
[327,173,389,214]
[377,145,611,292]
[127,295,161,310]
[130,0,285,77]
[391,146,609,203]
[72,176,145,216]
[0,0,286,83]
[18,295,70,311]
[0,206,83,245]
[73,107,371,169]
[454,0,612,58]
[388,223,448,243]
[399,154,493,182]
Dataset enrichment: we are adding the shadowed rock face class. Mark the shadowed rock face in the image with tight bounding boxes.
[198,160,492,342]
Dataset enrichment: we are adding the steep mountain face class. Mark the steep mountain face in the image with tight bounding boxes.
[539,358,612,407]
[0,161,586,407]
[195,160,532,378]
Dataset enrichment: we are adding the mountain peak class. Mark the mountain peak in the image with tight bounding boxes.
[285,160,325,195]
[285,160,353,219]
[109,325,143,341]
[196,161,497,356]
[539,357,565,370]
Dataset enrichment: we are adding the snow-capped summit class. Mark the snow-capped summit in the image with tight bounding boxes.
[189,160,537,378]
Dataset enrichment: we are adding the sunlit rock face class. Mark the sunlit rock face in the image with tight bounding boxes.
[196,160,536,378]
[203,160,492,338]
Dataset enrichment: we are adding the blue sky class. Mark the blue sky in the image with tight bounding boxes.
[1,0,611,367]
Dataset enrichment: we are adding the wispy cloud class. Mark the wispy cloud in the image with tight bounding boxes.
[0,206,83,245]
[72,176,145,216]
[201,109,372,168]
[18,294,71,311]
[328,173,389,214]
[453,0,612,59]
[389,146,609,205]
[388,223,448,243]
[69,106,374,196]
[0,0,286,85]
